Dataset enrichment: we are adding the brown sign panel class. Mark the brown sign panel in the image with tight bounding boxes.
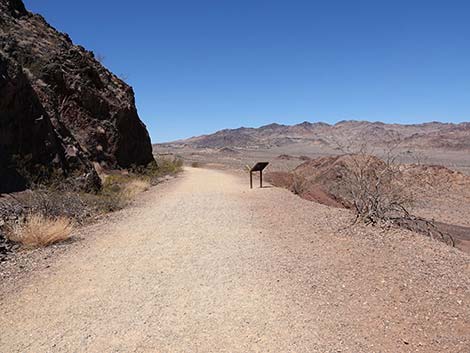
[250,162,269,188]
[250,162,269,172]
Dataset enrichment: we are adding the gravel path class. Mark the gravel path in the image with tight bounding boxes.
[1,168,469,352]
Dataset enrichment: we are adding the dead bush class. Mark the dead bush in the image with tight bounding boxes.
[339,152,414,224]
[324,137,415,224]
[7,214,73,248]
[328,141,453,244]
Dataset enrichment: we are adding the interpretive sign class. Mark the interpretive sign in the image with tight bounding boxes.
[249,162,269,189]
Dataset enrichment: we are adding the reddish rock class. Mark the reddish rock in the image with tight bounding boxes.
[0,0,154,192]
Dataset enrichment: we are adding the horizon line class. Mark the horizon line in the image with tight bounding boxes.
[153,118,470,144]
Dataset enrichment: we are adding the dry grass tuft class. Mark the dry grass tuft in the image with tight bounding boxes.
[7,214,73,248]
[122,179,150,199]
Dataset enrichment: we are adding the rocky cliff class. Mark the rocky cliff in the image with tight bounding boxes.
[0,0,154,193]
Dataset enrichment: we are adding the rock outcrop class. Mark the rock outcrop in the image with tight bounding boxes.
[0,0,154,192]
[267,154,470,209]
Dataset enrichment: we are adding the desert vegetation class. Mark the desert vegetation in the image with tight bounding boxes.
[0,157,183,255]
[6,214,73,248]
[159,126,470,252]
[332,142,415,224]
[266,144,460,247]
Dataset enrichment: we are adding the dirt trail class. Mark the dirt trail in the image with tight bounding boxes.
[1,168,469,352]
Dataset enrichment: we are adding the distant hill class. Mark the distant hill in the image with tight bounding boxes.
[159,120,470,151]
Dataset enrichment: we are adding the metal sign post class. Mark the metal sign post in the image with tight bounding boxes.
[250,162,269,189]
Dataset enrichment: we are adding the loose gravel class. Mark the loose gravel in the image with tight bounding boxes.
[0,168,469,352]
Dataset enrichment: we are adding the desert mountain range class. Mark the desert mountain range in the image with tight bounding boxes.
[164,120,470,150]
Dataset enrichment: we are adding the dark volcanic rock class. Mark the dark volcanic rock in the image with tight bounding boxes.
[0,231,13,262]
[0,0,154,192]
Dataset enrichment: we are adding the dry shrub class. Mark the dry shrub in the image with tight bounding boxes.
[102,174,150,196]
[273,152,414,219]
[191,162,200,168]
[122,179,150,199]
[338,153,414,224]
[7,214,73,248]
[92,174,152,211]
[22,190,90,223]
[325,138,413,224]
[131,157,183,185]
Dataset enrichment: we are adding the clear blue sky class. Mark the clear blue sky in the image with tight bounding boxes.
[24,0,470,142]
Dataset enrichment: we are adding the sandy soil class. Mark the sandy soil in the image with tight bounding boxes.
[157,144,470,175]
[164,144,470,252]
[1,168,469,352]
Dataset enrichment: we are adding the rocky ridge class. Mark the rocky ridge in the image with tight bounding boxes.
[163,120,470,150]
[0,0,154,193]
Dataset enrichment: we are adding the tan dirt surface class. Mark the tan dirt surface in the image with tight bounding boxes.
[1,168,469,352]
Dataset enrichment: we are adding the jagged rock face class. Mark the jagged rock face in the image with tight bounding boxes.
[1,53,66,191]
[0,0,154,192]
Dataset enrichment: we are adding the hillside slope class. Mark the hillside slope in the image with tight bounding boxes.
[0,0,154,192]
[162,120,470,150]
